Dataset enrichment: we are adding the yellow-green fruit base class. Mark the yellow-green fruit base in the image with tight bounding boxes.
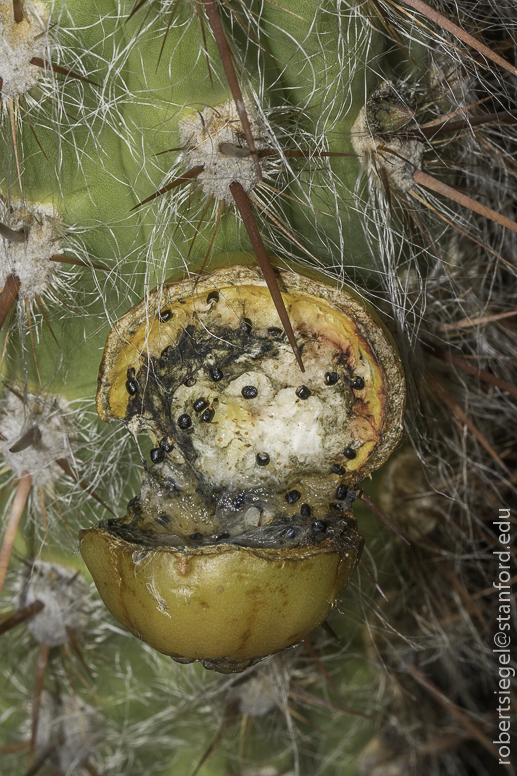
[80,525,361,669]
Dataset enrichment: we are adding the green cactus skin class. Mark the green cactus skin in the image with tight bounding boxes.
[1,1,516,775]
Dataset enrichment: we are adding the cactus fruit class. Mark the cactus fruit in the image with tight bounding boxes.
[1,1,516,775]
[80,263,405,670]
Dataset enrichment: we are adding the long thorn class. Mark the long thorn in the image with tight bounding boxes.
[191,701,239,776]
[0,471,32,598]
[30,58,99,87]
[401,0,517,77]
[437,310,517,331]
[425,371,510,474]
[127,0,150,23]
[355,488,410,545]
[24,739,59,776]
[406,664,503,764]
[19,96,49,162]
[50,253,110,272]
[0,742,30,755]
[423,343,517,398]
[156,0,182,70]
[414,169,517,235]
[249,190,324,266]
[0,274,21,330]
[131,165,204,210]
[230,181,304,371]
[413,109,517,139]
[202,0,262,180]
[65,626,94,679]
[187,194,213,259]
[409,189,517,272]
[55,458,116,516]
[35,294,62,352]
[0,600,44,636]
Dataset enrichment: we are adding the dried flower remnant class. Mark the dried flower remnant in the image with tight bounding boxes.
[351,82,424,195]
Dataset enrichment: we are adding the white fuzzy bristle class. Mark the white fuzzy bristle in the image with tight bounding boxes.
[0,199,62,301]
[0,0,49,99]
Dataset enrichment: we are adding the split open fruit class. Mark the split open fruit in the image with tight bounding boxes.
[80,262,405,672]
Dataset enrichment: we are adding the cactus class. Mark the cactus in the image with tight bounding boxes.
[1,1,516,775]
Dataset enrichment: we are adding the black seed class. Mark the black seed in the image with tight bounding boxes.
[189,533,203,541]
[331,464,346,475]
[201,407,215,423]
[312,520,327,534]
[351,376,365,390]
[207,291,219,303]
[331,502,344,512]
[267,327,283,339]
[160,436,174,453]
[280,526,298,540]
[158,309,173,322]
[209,366,224,382]
[295,385,311,400]
[150,447,165,464]
[193,397,209,413]
[285,490,301,505]
[127,367,135,379]
[256,452,270,466]
[232,492,247,509]
[241,385,258,399]
[242,317,252,334]
[156,514,171,527]
[300,503,312,517]
[126,379,138,396]
[177,413,192,429]
[325,371,339,386]
[184,376,197,387]
[335,484,348,501]
[343,447,357,460]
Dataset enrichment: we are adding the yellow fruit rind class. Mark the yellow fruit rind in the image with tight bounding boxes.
[79,512,363,674]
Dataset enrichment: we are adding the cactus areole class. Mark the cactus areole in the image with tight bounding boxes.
[80,263,405,672]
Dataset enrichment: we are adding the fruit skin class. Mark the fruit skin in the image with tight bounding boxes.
[79,512,363,673]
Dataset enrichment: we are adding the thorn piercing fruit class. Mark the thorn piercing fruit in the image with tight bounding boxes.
[80,262,405,673]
